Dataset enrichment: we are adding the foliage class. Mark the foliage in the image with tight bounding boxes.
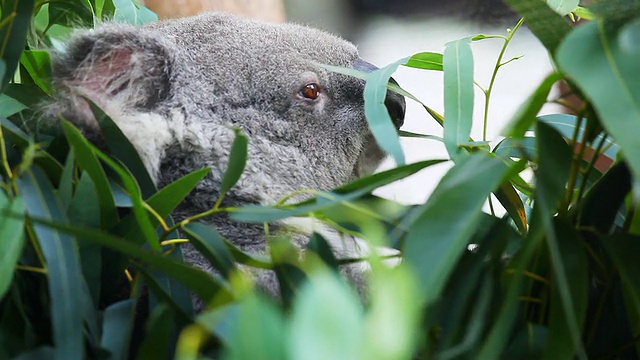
[1,0,640,359]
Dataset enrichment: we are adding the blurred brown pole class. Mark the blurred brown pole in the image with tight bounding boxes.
[144,0,286,22]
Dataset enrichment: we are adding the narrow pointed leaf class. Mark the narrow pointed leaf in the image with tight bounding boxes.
[183,222,236,279]
[113,167,209,241]
[443,38,474,159]
[92,101,157,198]
[17,167,85,360]
[403,153,514,303]
[0,193,25,298]
[220,128,248,196]
[61,120,119,228]
[101,299,135,360]
[404,52,443,71]
[0,0,35,90]
[364,57,407,165]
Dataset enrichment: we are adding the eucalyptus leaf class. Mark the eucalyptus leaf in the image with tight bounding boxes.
[443,38,474,160]
[0,193,25,299]
[404,52,443,71]
[17,167,85,360]
[403,153,515,304]
[100,299,135,360]
[220,127,248,197]
[364,57,408,165]
[0,0,35,91]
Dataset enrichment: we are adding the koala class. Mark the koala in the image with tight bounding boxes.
[43,12,405,305]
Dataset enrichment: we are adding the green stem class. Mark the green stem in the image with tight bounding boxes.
[482,18,525,141]
[576,133,607,205]
[561,113,587,213]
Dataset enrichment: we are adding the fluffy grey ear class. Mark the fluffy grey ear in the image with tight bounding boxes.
[52,27,174,110]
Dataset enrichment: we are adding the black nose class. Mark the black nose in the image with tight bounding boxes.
[353,58,406,129]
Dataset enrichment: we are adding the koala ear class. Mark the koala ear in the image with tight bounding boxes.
[52,27,174,110]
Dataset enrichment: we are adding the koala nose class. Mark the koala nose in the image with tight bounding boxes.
[353,58,406,129]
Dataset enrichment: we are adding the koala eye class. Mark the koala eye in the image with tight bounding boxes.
[299,83,320,100]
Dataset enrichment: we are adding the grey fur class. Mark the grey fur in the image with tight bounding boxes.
[42,12,405,307]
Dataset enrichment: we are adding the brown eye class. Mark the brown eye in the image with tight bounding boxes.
[300,83,319,100]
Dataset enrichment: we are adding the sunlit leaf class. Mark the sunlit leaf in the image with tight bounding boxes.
[404,52,443,71]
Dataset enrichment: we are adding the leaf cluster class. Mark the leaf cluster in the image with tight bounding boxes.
[1,0,640,359]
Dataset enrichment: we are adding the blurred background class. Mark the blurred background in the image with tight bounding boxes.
[145,0,558,204]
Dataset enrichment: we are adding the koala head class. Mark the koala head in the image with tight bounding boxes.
[45,12,405,209]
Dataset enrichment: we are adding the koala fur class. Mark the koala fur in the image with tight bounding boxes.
[43,12,405,305]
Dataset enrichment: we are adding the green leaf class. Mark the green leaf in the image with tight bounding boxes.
[289,271,364,360]
[503,72,564,137]
[493,136,536,160]
[363,266,421,360]
[306,232,340,271]
[136,265,192,324]
[504,0,572,55]
[203,295,285,360]
[28,215,233,305]
[478,225,545,358]
[113,0,157,25]
[19,50,52,95]
[0,94,27,117]
[533,122,586,358]
[17,167,85,360]
[0,0,35,91]
[557,20,640,197]
[494,181,527,233]
[538,114,620,162]
[92,101,157,198]
[0,193,25,299]
[135,305,174,360]
[599,234,640,348]
[398,130,443,142]
[183,222,236,279]
[546,0,580,16]
[403,52,443,71]
[231,159,446,223]
[61,120,119,228]
[48,0,94,27]
[100,299,135,360]
[443,38,474,160]
[403,153,514,303]
[364,57,407,165]
[534,121,572,218]
[220,127,248,196]
[578,161,631,232]
[68,172,102,305]
[545,217,588,360]
[113,167,209,242]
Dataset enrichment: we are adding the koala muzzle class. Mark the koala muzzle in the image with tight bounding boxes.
[353,58,406,129]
